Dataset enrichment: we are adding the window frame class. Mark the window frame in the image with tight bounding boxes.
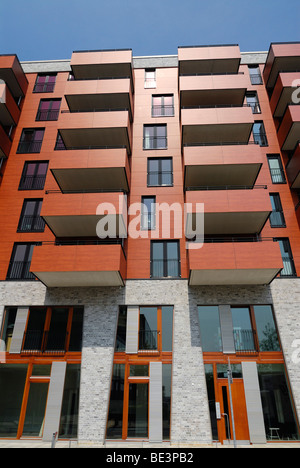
[147,157,173,187]
[141,196,156,231]
[150,240,181,278]
[143,124,167,150]
[33,74,57,93]
[18,161,49,191]
[267,154,286,184]
[17,129,45,154]
[36,99,61,121]
[17,199,45,233]
[151,95,174,117]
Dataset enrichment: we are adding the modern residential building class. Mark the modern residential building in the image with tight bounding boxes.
[0,42,300,446]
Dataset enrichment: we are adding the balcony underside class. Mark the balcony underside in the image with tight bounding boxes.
[71,62,132,81]
[181,88,246,108]
[189,268,281,286]
[43,214,127,238]
[59,127,131,154]
[34,270,124,287]
[65,93,132,115]
[281,120,300,151]
[182,123,253,146]
[51,167,129,193]
[184,163,262,188]
[265,55,300,90]
[179,58,240,76]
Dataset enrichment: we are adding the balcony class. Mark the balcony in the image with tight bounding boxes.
[183,144,263,189]
[286,143,300,188]
[263,42,300,92]
[64,78,133,120]
[0,55,28,99]
[50,147,130,193]
[0,82,20,127]
[188,240,283,285]
[181,105,254,147]
[0,123,11,158]
[178,45,241,76]
[179,73,249,109]
[277,105,300,151]
[41,191,127,238]
[58,109,132,155]
[70,49,133,87]
[185,187,271,236]
[270,72,300,118]
[30,243,126,287]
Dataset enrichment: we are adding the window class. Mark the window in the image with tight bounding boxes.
[151,240,180,278]
[253,305,281,352]
[36,99,61,121]
[267,155,286,184]
[252,121,268,146]
[33,74,57,93]
[54,132,66,150]
[152,95,174,117]
[147,158,173,186]
[19,161,48,190]
[17,129,44,154]
[269,193,285,227]
[144,68,156,89]
[141,196,156,230]
[231,307,256,353]
[246,92,261,113]
[275,238,296,277]
[6,243,37,280]
[248,65,263,85]
[198,306,222,352]
[17,199,45,232]
[143,124,167,150]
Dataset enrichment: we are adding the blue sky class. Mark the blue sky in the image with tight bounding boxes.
[1,0,299,61]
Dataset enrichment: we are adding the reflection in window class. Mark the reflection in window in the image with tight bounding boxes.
[231,307,256,353]
[59,364,81,439]
[258,364,300,441]
[198,306,222,352]
[253,306,281,352]
[139,307,158,350]
[106,364,125,439]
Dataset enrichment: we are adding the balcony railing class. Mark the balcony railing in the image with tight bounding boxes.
[21,330,69,355]
[152,105,175,117]
[269,211,286,227]
[233,329,258,354]
[269,168,286,184]
[138,330,159,352]
[33,82,55,93]
[36,110,60,121]
[19,175,46,190]
[17,140,43,154]
[18,215,45,232]
[252,132,268,147]
[143,137,167,150]
[150,259,181,278]
[280,255,296,277]
[6,261,35,281]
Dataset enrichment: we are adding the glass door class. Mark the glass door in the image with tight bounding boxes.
[22,382,49,437]
[127,382,148,438]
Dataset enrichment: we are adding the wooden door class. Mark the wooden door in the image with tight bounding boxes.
[217,379,250,444]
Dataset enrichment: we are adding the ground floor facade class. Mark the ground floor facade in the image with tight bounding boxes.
[0,279,300,446]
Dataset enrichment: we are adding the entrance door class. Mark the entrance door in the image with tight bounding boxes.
[127,382,149,439]
[217,379,250,444]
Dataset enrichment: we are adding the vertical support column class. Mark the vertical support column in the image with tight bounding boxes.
[43,361,67,442]
[219,305,235,354]
[9,307,29,354]
[149,361,163,442]
[125,306,139,354]
[242,361,266,444]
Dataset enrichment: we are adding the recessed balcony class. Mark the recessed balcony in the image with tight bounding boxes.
[286,143,300,188]
[183,144,263,189]
[180,73,248,108]
[263,42,300,91]
[181,106,254,147]
[188,240,283,285]
[50,148,130,193]
[0,123,11,157]
[185,187,271,236]
[58,109,132,155]
[30,243,126,287]
[277,105,300,151]
[178,45,241,76]
[41,192,127,238]
[0,82,20,127]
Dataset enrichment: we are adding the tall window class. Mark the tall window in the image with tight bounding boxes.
[33,74,57,93]
[152,95,174,117]
[275,238,296,277]
[19,161,48,190]
[269,193,285,227]
[246,92,261,113]
[151,240,180,278]
[17,199,45,232]
[144,68,156,89]
[147,158,173,186]
[252,121,268,146]
[36,99,61,121]
[6,243,37,280]
[248,65,263,85]
[17,129,45,154]
[267,155,286,184]
[143,125,167,150]
[141,196,156,230]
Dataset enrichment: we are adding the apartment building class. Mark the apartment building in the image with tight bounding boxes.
[0,42,300,445]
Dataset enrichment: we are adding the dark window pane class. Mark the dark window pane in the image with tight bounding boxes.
[253,306,281,352]
[198,306,222,352]
[106,364,125,439]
